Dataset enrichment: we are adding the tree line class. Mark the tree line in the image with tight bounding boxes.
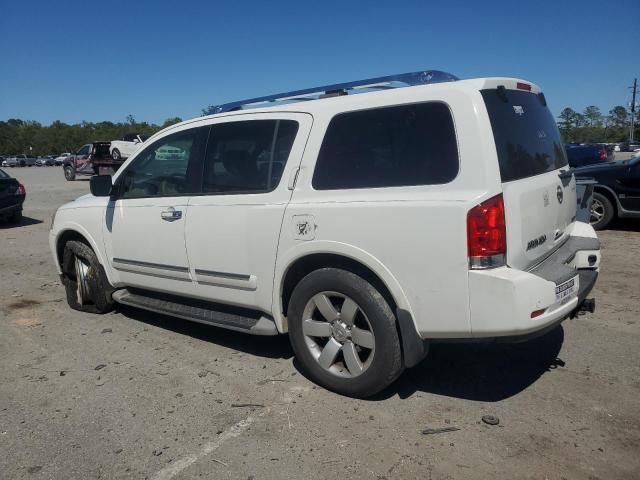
[0,116,182,156]
[1,104,638,157]
[557,105,639,144]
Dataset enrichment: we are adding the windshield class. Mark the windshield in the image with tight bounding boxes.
[482,88,568,182]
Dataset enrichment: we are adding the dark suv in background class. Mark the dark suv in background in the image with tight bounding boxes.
[575,152,640,229]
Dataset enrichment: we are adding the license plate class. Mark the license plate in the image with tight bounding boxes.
[555,276,579,303]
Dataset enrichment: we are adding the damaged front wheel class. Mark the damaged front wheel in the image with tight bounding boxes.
[62,240,114,314]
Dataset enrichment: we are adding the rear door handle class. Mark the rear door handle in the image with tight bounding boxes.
[161,207,182,221]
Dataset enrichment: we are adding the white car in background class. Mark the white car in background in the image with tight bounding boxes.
[109,134,149,160]
[54,153,71,166]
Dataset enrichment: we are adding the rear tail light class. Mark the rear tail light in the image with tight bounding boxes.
[16,183,26,196]
[598,148,608,160]
[467,194,507,269]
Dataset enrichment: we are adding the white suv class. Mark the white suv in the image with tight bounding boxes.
[50,71,600,397]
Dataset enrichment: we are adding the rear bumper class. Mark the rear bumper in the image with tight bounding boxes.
[0,201,23,215]
[468,222,600,338]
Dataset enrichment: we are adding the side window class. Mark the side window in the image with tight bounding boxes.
[77,145,90,156]
[117,129,201,199]
[202,120,299,194]
[312,102,459,190]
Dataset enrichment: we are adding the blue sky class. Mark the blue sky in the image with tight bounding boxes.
[1,0,638,125]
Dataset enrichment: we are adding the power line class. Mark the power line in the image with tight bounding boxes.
[630,78,637,143]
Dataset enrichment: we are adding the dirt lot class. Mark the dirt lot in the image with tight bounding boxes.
[1,166,639,480]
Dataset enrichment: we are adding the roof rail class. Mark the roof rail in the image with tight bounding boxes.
[208,70,458,114]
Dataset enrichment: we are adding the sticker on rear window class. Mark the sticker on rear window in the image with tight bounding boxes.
[513,105,524,115]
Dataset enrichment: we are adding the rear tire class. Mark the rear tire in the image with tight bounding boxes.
[590,192,614,230]
[64,165,76,181]
[62,240,114,314]
[288,268,403,398]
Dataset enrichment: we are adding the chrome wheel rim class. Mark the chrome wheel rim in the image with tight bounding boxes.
[590,198,604,224]
[302,292,375,378]
[74,256,91,305]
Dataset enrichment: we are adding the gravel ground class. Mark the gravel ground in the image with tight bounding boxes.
[1,166,639,480]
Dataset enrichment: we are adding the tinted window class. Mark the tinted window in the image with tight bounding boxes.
[482,89,568,182]
[203,120,298,194]
[312,103,458,190]
[77,145,90,156]
[118,129,202,199]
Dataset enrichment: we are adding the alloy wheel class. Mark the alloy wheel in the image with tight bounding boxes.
[301,291,375,378]
[590,198,604,225]
[74,255,91,305]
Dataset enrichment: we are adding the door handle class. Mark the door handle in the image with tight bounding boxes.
[161,207,182,221]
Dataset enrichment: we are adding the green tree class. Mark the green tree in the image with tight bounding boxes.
[0,118,168,156]
[558,108,577,142]
[161,117,183,128]
[583,106,602,127]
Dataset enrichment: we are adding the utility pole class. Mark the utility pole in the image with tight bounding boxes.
[630,78,637,143]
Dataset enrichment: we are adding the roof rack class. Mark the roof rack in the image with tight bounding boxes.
[209,70,458,114]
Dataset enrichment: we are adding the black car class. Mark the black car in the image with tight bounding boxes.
[565,143,613,168]
[617,142,640,152]
[574,153,640,230]
[0,168,26,223]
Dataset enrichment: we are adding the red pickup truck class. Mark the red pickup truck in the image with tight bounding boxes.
[63,142,125,181]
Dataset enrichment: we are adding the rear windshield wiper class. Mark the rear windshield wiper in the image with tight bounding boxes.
[558,168,574,186]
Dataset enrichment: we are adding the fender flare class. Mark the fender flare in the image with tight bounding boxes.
[592,184,622,212]
[53,222,114,285]
[272,240,415,333]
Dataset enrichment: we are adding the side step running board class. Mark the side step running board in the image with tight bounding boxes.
[112,289,278,336]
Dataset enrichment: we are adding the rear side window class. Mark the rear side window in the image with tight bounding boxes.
[312,102,459,190]
[203,120,298,194]
[482,88,568,182]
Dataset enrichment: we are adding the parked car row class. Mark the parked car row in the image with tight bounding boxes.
[1,154,37,167]
[1,133,150,170]
[613,141,640,152]
[1,154,69,168]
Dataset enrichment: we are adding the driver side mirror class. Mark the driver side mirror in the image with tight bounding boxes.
[90,174,113,197]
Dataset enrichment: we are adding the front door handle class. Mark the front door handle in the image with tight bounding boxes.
[161,207,182,221]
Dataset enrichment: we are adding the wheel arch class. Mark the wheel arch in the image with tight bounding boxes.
[274,242,414,334]
[593,185,620,214]
[54,226,112,283]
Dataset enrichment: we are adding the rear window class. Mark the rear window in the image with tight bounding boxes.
[312,102,459,190]
[482,88,567,182]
